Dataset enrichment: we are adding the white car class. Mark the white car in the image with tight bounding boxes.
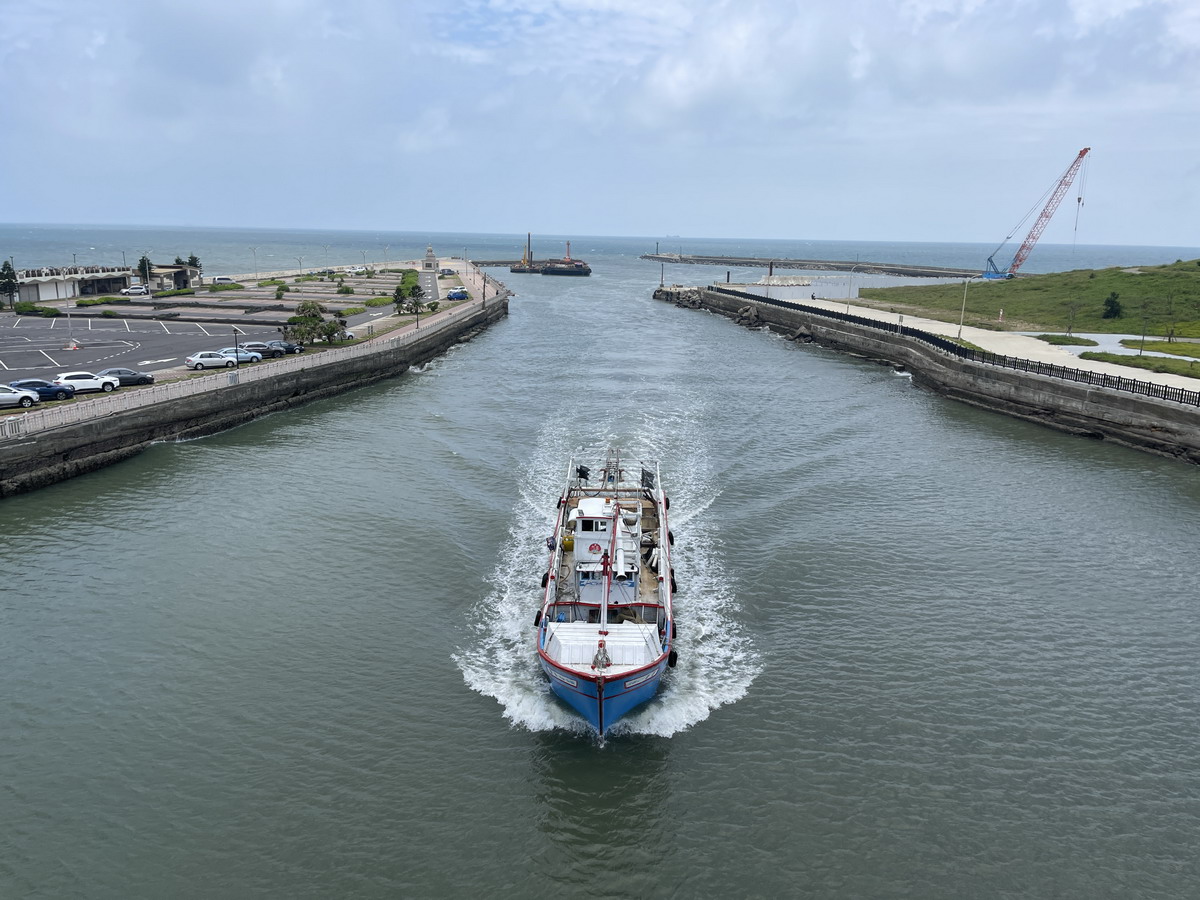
[119,285,150,296]
[185,351,237,370]
[0,384,41,409]
[53,371,119,393]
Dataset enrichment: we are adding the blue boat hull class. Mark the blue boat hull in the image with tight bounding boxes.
[541,657,668,734]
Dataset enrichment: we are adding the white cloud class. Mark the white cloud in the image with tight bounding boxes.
[2,0,1197,244]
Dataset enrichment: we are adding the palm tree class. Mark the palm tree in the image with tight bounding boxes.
[407,283,425,326]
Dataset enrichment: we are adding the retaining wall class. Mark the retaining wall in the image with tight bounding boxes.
[657,286,1200,463]
[0,297,508,497]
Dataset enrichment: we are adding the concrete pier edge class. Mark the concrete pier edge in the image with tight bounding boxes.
[0,270,510,498]
[655,284,1200,464]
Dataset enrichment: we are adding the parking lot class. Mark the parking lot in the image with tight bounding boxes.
[0,317,284,382]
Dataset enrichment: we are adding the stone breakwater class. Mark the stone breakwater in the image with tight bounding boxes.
[654,285,1200,464]
[0,295,509,497]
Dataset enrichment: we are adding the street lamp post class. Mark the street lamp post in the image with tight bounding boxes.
[847,264,864,313]
[322,244,330,270]
[296,256,304,275]
[360,250,367,270]
[383,245,390,270]
[233,325,240,369]
[249,246,259,283]
[958,275,982,340]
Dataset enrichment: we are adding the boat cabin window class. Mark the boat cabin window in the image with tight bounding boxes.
[580,519,608,533]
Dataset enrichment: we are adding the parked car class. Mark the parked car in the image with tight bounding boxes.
[267,340,304,354]
[236,341,284,358]
[185,351,236,370]
[119,285,149,296]
[209,276,235,285]
[0,384,41,409]
[217,347,263,363]
[53,371,119,393]
[9,379,75,401]
[447,289,469,300]
[96,367,155,386]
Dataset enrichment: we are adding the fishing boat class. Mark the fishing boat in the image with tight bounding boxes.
[535,450,677,734]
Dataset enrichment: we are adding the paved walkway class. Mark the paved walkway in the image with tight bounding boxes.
[804,296,1200,392]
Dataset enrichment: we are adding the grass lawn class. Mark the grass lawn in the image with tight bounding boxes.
[1118,339,1200,359]
[859,258,1200,334]
[1079,351,1200,379]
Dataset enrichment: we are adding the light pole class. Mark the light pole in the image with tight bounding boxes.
[296,255,304,275]
[360,250,367,270]
[143,249,152,289]
[249,246,259,283]
[383,244,390,270]
[958,275,982,340]
[233,325,240,369]
[322,244,330,271]
[847,264,864,313]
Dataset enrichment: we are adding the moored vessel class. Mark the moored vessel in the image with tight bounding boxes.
[535,450,676,735]
[540,240,591,276]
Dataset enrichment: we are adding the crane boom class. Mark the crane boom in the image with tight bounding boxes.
[984,147,1090,278]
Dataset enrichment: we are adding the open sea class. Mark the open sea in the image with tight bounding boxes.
[3,224,1200,898]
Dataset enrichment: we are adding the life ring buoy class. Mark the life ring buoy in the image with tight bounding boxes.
[588,543,602,554]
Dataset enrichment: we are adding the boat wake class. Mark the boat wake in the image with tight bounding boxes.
[454,409,760,739]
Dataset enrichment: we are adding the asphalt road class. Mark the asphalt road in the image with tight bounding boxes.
[0,314,288,381]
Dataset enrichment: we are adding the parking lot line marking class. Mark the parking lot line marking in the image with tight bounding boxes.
[0,359,9,370]
[124,320,131,332]
[196,323,211,335]
[159,322,170,332]
[38,350,60,366]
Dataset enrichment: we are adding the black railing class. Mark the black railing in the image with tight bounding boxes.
[706,286,1200,408]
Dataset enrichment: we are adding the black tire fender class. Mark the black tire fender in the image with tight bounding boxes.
[534,610,542,627]
[668,649,678,668]
[541,572,550,589]
[668,530,674,545]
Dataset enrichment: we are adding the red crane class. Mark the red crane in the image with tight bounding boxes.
[984,147,1090,278]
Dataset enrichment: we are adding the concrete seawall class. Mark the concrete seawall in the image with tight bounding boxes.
[656,286,1200,464]
[0,296,508,497]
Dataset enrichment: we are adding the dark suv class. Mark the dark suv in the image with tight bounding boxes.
[237,341,285,358]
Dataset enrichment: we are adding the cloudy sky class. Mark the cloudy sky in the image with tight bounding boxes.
[3,0,1197,246]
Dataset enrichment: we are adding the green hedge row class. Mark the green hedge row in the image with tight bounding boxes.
[208,283,244,292]
[153,288,196,298]
[77,296,132,307]
[14,301,60,317]
[364,296,392,307]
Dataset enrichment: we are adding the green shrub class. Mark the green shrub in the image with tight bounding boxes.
[76,296,132,306]
[336,285,355,295]
[100,309,120,318]
[340,306,366,316]
[365,296,392,307]
[207,283,244,292]
[258,279,285,287]
[14,301,59,317]
[152,288,195,298]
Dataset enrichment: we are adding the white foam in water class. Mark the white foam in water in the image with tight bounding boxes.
[455,404,761,739]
